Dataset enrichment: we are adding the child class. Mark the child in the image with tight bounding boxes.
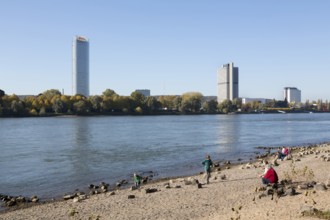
[202,155,213,184]
[133,173,142,187]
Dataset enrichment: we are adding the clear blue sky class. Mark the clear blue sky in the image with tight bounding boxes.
[1,1,329,101]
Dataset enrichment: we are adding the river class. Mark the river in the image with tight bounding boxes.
[0,113,329,200]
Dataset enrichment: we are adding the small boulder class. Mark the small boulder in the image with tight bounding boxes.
[128,195,135,199]
[314,183,327,191]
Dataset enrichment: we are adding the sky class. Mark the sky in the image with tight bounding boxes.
[0,1,329,101]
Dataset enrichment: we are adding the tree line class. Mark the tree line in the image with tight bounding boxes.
[0,89,329,117]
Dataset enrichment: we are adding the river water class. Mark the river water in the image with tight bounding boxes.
[0,113,329,200]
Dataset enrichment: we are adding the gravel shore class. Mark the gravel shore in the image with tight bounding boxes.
[1,144,330,220]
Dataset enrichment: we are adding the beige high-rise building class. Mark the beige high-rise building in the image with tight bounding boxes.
[72,36,89,96]
[217,62,239,103]
[283,87,301,103]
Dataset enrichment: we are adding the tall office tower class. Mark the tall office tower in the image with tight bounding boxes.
[284,87,301,103]
[72,36,89,96]
[217,62,239,104]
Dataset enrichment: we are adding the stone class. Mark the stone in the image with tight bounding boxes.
[145,188,158,194]
[73,197,80,203]
[314,183,327,191]
[220,175,226,180]
[128,195,135,199]
[184,180,192,185]
[298,184,308,190]
[63,194,74,200]
[285,188,296,196]
[15,196,26,203]
[326,179,330,187]
[300,205,316,215]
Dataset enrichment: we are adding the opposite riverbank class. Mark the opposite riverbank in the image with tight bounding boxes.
[1,143,330,220]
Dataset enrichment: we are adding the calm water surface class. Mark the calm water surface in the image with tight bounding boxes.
[0,113,329,200]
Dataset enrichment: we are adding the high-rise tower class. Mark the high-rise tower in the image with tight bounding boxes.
[72,36,89,96]
[283,87,301,103]
[217,62,239,103]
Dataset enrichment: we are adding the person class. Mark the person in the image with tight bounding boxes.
[133,173,142,187]
[277,147,289,161]
[259,160,278,185]
[202,155,213,184]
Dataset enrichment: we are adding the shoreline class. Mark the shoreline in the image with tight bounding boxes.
[1,142,330,219]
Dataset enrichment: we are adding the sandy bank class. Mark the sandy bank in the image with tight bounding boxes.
[1,144,330,220]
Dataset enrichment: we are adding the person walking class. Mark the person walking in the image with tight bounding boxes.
[202,155,213,184]
[133,173,142,187]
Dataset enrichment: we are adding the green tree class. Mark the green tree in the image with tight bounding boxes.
[89,95,102,112]
[180,92,203,113]
[73,100,90,115]
[102,89,117,97]
[130,91,146,110]
[52,98,67,114]
[42,89,62,100]
[218,99,234,114]
[202,99,218,113]
[145,96,160,113]
[0,89,5,97]
[11,100,25,115]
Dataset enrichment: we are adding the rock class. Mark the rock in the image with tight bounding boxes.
[184,180,192,185]
[5,200,16,207]
[314,183,327,191]
[15,196,26,203]
[63,194,74,200]
[73,197,80,203]
[220,175,226,180]
[109,191,115,196]
[258,193,267,199]
[130,186,138,191]
[285,188,296,196]
[175,185,181,189]
[165,185,171,189]
[266,188,274,195]
[300,205,317,215]
[326,179,330,187]
[298,184,308,190]
[145,188,158,194]
[31,195,39,203]
[128,195,135,199]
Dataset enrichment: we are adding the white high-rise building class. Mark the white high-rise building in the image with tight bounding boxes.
[284,87,301,103]
[72,36,89,96]
[217,62,239,103]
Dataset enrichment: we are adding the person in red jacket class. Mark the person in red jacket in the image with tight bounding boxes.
[259,160,278,184]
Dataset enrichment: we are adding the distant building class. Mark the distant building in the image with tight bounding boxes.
[135,89,150,97]
[284,87,301,103]
[72,36,89,96]
[217,62,239,103]
[242,98,271,104]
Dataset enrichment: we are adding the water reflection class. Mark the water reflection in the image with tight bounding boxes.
[216,116,242,153]
[70,117,92,178]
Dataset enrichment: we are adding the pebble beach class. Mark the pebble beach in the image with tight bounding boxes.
[1,143,330,220]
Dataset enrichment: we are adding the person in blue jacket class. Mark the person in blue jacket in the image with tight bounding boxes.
[202,155,213,184]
